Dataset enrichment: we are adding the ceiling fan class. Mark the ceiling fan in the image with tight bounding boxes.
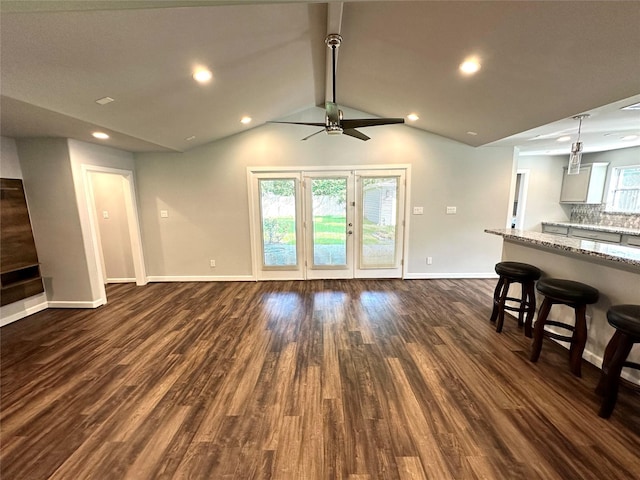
[270,34,405,141]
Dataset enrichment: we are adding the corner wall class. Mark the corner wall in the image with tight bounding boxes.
[135,108,515,279]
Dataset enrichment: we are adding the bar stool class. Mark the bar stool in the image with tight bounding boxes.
[595,304,640,418]
[489,261,541,336]
[530,278,599,376]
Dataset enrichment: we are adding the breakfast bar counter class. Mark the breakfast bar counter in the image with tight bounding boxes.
[486,228,640,384]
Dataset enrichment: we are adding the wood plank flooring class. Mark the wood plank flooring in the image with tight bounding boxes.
[1,279,639,479]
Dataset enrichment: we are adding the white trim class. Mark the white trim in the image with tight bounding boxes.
[514,169,530,230]
[48,299,105,309]
[81,165,148,298]
[0,298,49,327]
[404,272,499,279]
[106,278,136,283]
[248,164,412,174]
[146,275,256,282]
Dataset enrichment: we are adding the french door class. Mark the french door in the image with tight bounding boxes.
[251,168,406,280]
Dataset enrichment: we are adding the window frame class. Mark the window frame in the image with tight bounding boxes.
[605,164,640,213]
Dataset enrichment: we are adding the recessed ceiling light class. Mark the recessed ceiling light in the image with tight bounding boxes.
[95,96,114,105]
[622,134,639,141]
[92,132,109,139]
[459,58,481,75]
[407,113,419,122]
[240,116,252,125]
[193,68,213,83]
[185,135,196,141]
[466,131,478,136]
[557,135,571,142]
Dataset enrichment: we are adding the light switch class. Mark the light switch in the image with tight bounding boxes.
[160,210,168,218]
[446,206,457,215]
[102,210,109,219]
[413,206,424,215]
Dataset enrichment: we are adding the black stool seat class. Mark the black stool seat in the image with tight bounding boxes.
[530,277,599,376]
[607,305,640,337]
[596,304,640,418]
[495,261,542,281]
[536,278,599,305]
[489,262,542,336]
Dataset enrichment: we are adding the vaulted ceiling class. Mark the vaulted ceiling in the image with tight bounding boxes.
[2,1,639,154]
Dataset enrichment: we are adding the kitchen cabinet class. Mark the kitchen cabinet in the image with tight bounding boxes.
[541,224,569,235]
[623,235,640,247]
[0,178,44,306]
[570,228,621,244]
[559,162,608,204]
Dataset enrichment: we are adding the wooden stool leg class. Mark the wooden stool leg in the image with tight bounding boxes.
[495,279,511,333]
[530,298,552,363]
[598,333,634,418]
[517,281,526,328]
[523,281,537,338]
[489,276,505,323]
[569,304,588,377]
[595,331,623,395]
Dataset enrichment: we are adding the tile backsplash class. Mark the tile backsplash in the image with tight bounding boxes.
[571,204,640,229]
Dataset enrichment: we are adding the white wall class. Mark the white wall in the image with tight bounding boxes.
[1,136,23,179]
[67,139,137,302]
[516,154,570,231]
[135,107,515,279]
[14,138,136,308]
[16,138,96,306]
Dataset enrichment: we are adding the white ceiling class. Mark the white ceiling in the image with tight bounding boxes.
[1,1,639,155]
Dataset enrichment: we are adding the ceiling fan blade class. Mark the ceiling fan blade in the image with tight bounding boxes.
[302,129,326,141]
[341,118,405,129]
[268,121,326,127]
[343,129,370,141]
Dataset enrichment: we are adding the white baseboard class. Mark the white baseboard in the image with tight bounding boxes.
[0,295,49,327]
[404,272,498,279]
[48,299,106,309]
[106,277,136,283]
[146,275,256,282]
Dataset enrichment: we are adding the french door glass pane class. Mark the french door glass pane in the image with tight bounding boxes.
[360,177,399,268]
[311,178,347,266]
[259,179,297,267]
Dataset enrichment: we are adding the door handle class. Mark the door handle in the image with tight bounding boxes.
[348,230,353,235]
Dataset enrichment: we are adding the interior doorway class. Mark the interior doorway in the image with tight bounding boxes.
[249,167,407,280]
[83,165,147,290]
[512,169,530,229]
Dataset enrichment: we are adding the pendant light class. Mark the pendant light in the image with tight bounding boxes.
[567,114,590,175]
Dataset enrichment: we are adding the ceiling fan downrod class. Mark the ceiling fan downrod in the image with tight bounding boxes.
[325,34,342,104]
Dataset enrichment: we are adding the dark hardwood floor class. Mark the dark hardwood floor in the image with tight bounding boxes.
[1,279,639,479]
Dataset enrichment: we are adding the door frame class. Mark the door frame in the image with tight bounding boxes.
[82,165,147,293]
[247,164,412,280]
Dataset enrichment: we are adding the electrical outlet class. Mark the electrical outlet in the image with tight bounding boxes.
[446,206,457,215]
[102,210,109,219]
[427,256,433,265]
[160,210,168,218]
[413,206,424,215]
[210,259,216,267]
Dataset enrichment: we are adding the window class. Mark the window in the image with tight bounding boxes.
[606,165,640,213]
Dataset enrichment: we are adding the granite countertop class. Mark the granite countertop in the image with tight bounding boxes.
[485,228,640,268]
[542,221,640,236]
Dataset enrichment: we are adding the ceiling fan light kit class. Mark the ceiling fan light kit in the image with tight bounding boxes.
[270,34,404,141]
